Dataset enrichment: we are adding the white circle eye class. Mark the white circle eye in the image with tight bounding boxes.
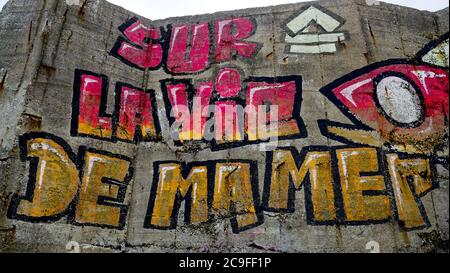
[376,76,423,126]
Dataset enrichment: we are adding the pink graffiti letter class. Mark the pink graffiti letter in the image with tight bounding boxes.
[113,18,163,70]
[167,23,210,74]
[164,81,214,141]
[73,71,113,139]
[115,85,159,143]
[215,18,258,62]
[246,77,302,140]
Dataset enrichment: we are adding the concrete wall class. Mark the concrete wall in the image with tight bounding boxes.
[0,0,448,253]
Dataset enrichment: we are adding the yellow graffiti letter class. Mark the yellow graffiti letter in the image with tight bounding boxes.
[146,163,209,228]
[14,137,79,219]
[213,162,261,232]
[336,148,391,222]
[387,154,433,229]
[267,149,336,222]
[75,150,131,229]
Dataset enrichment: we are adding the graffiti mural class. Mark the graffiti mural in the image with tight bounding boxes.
[160,73,306,150]
[261,146,440,230]
[144,160,264,233]
[71,69,162,143]
[8,136,441,232]
[5,4,449,237]
[110,17,262,74]
[319,32,449,155]
[8,133,134,230]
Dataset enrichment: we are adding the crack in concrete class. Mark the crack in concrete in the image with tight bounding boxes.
[248,242,286,253]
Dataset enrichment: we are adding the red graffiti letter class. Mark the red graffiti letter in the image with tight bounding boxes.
[163,81,214,142]
[112,18,163,70]
[215,101,243,143]
[115,85,160,143]
[72,70,112,139]
[167,23,210,74]
[246,77,303,140]
[215,18,258,62]
[214,68,243,143]
[215,68,241,98]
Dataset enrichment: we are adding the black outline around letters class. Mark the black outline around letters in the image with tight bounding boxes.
[113,82,162,144]
[144,160,264,234]
[160,75,307,151]
[316,32,449,228]
[7,132,80,223]
[71,69,113,142]
[69,146,134,230]
[7,132,134,230]
[71,69,162,144]
[8,133,442,232]
[262,145,441,230]
[381,151,440,231]
[262,145,393,227]
[109,16,263,75]
[262,146,337,226]
[110,17,166,72]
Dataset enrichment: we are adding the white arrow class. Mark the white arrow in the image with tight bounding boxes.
[287,6,341,34]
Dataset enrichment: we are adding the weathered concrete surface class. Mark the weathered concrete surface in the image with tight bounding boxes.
[0,0,448,253]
